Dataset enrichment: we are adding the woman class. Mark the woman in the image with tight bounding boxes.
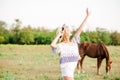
[51,8,90,80]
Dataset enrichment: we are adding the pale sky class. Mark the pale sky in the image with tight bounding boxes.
[0,0,120,32]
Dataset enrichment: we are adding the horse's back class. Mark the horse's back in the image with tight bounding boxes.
[79,42,103,58]
[85,43,99,58]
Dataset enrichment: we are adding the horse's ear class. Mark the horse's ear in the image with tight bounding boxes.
[82,42,89,51]
[83,42,89,47]
[83,42,87,47]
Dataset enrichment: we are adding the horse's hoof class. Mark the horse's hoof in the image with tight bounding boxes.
[97,72,101,75]
[77,70,85,74]
[106,72,109,75]
[77,70,81,74]
[97,73,100,75]
[82,70,85,73]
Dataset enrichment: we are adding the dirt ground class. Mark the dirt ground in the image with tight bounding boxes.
[0,45,120,80]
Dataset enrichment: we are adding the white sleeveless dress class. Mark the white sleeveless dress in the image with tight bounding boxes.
[52,34,80,78]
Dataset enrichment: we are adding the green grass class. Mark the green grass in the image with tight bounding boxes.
[74,74,89,80]
[0,44,120,80]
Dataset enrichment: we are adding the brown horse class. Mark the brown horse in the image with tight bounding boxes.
[77,42,112,75]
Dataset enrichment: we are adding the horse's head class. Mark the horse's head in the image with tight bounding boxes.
[79,42,90,50]
[106,61,112,75]
[78,42,90,56]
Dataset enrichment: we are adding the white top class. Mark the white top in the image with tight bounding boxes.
[52,34,80,64]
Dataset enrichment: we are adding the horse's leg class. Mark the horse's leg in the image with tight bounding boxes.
[97,58,103,75]
[77,59,81,74]
[80,56,86,73]
[77,56,85,74]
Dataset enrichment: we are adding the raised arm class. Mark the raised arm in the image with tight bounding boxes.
[75,8,90,36]
[50,28,63,48]
[50,34,61,48]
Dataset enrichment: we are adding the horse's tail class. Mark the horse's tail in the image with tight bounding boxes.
[100,44,111,63]
[100,44,112,75]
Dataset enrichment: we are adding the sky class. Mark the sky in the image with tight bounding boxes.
[0,0,120,32]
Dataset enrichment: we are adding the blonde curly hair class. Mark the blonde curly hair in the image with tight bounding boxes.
[58,24,72,42]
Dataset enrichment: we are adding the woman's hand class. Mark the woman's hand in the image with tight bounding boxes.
[86,8,91,17]
[56,27,64,37]
[57,28,62,35]
[75,8,90,36]
[51,26,64,48]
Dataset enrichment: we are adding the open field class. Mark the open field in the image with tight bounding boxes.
[0,45,120,80]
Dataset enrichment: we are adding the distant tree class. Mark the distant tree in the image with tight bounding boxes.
[46,31,56,44]
[0,20,9,43]
[111,31,120,45]
[88,31,99,43]
[95,27,111,44]
[35,32,54,44]
[80,32,90,42]
[0,21,6,35]
[0,36,5,44]
[19,26,34,44]
[1,19,120,45]
[101,32,111,45]
[0,21,6,44]
[9,19,22,44]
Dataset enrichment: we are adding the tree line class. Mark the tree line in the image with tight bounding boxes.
[0,19,120,45]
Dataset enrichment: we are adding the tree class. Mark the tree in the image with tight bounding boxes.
[88,31,99,43]
[35,32,53,44]
[0,20,9,43]
[111,31,120,45]
[9,19,21,44]
[0,36,5,44]
[101,32,111,45]
[19,26,34,44]
[80,32,90,42]
[95,27,111,44]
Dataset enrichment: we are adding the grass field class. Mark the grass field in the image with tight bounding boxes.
[0,44,120,80]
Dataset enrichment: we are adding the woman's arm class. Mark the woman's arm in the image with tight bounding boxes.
[50,34,61,48]
[50,28,63,48]
[75,8,90,36]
